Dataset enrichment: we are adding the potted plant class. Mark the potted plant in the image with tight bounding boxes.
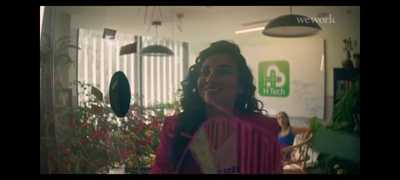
[44,81,181,173]
[309,74,360,174]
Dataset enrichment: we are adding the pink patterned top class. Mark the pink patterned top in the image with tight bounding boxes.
[151,113,283,174]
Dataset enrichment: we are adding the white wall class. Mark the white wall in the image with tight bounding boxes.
[243,37,325,119]
[192,7,360,122]
[62,6,360,122]
[314,6,360,121]
[40,6,45,38]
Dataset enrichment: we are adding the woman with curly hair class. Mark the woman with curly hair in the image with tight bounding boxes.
[151,40,282,174]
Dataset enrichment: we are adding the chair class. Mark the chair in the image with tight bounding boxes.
[282,133,317,174]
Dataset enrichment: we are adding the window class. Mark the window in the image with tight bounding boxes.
[77,29,189,107]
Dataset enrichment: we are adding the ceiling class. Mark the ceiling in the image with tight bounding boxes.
[56,6,359,49]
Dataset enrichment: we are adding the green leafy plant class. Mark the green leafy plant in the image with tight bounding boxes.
[46,82,181,173]
[309,74,360,174]
[330,74,360,133]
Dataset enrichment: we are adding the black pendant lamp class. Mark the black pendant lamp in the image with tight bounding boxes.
[263,6,322,37]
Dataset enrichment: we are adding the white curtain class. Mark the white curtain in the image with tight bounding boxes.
[141,36,186,107]
[77,29,188,107]
[78,29,137,104]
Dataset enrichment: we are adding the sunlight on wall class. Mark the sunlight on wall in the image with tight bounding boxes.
[40,6,45,38]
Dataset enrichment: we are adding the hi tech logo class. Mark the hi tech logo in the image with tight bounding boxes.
[259,61,290,97]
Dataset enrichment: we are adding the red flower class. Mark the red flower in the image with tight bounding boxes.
[80,139,86,145]
[91,131,100,140]
[90,129,108,141]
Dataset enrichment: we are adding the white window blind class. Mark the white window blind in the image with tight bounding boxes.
[77,29,189,107]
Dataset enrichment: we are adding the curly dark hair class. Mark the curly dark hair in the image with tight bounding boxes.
[170,40,267,171]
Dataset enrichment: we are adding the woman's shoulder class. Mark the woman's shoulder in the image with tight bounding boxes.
[250,112,276,121]
[242,112,277,123]
[240,113,280,134]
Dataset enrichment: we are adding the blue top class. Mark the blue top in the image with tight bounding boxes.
[278,128,295,147]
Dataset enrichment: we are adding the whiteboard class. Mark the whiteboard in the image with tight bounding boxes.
[242,38,325,119]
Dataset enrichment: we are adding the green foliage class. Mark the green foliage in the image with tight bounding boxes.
[47,82,181,173]
[311,154,360,174]
[309,74,360,174]
[309,116,324,133]
[312,128,360,162]
[330,74,360,133]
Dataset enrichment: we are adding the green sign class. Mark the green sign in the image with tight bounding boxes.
[258,61,290,97]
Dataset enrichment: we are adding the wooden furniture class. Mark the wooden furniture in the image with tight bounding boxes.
[282,133,315,174]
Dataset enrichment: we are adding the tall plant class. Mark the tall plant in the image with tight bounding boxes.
[309,74,360,174]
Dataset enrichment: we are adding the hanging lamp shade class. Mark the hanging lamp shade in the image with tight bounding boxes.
[262,14,322,37]
[140,20,174,57]
[140,44,174,57]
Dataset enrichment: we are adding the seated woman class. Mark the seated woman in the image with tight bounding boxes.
[276,112,311,147]
[276,112,311,162]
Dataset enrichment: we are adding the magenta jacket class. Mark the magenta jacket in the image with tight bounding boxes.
[151,113,283,174]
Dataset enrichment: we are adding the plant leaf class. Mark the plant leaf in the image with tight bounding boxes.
[312,128,360,162]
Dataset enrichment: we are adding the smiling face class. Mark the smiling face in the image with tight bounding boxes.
[197,54,242,110]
